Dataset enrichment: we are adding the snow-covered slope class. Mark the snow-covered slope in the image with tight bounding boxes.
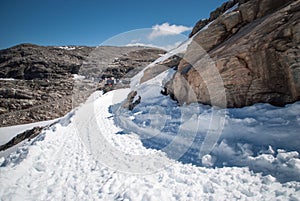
[1,31,300,200]
[0,88,299,200]
[0,119,58,146]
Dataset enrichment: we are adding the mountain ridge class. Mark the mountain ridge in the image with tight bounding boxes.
[0,44,164,126]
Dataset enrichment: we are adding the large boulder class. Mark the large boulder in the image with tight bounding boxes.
[168,0,300,107]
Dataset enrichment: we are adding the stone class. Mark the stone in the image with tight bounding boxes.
[122,91,141,110]
[239,0,259,22]
[167,0,300,108]
[221,11,242,32]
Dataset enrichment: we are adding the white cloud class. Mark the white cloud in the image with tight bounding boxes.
[148,23,192,40]
[125,41,182,51]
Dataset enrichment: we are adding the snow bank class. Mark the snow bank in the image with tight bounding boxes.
[115,85,300,182]
[115,90,300,182]
[0,119,58,146]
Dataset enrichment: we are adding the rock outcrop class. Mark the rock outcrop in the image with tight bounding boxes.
[167,0,300,107]
[0,44,93,80]
[189,0,244,38]
[122,91,141,110]
[0,126,46,151]
[0,44,164,126]
[139,55,182,84]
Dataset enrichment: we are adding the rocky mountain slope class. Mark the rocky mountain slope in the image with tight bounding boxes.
[0,44,164,126]
[165,0,300,107]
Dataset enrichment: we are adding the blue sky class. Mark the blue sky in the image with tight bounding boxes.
[0,0,227,49]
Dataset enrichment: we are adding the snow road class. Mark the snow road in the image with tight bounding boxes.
[0,89,299,200]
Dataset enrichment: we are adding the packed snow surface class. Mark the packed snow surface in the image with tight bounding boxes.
[0,88,299,200]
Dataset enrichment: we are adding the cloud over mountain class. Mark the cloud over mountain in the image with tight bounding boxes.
[148,23,192,40]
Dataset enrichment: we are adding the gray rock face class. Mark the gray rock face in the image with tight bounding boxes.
[0,44,93,80]
[168,0,300,107]
[81,46,165,80]
[0,44,164,126]
[189,0,246,38]
[0,78,74,126]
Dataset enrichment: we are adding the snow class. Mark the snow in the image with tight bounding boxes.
[57,46,76,50]
[0,78,15,81]
[223,3,239,15]
[122,66,300,183]
[0,89,299,200]
[73,74,86,80]
[201,20,216,31]
[0,119,58,146]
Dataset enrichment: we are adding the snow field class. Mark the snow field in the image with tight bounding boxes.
[0,89,299,200]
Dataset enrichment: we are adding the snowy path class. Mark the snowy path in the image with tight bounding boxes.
[0,89,299,201]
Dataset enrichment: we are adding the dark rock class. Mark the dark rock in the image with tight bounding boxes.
[122,91,141,110]
[189,19,210,38]
[0,126,44,151]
